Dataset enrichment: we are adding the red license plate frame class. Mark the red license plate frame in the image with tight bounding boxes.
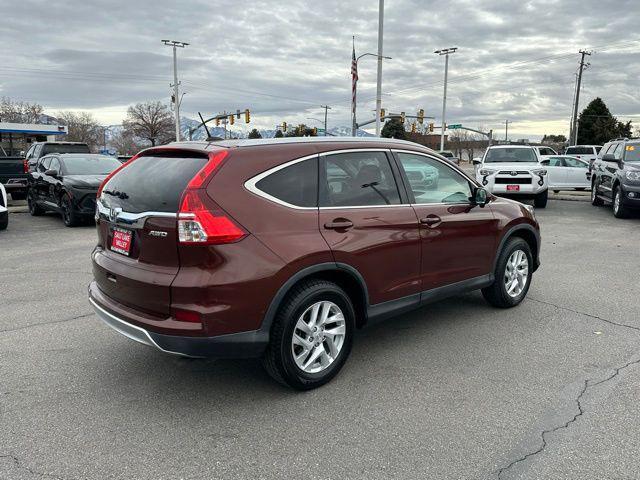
[506,185,520,191]
[111,227,133,256]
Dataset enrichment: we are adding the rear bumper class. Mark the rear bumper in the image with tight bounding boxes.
[89,282,268,359]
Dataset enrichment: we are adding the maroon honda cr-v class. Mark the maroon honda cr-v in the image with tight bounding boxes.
[89,137,540,389]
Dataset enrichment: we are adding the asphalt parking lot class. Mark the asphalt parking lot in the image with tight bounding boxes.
[1,200,639,480]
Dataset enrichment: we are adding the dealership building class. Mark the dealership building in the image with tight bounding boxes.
[0,122,68,156]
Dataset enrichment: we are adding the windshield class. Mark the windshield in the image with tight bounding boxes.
[42,144,90,155]
[484,148,537,163]
[63,156,121,175]
[624,144,640,162]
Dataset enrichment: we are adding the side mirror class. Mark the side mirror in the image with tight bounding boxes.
[602,153,616,162]
[472,158,481,165]
[540,159,550,166]
[19,150,25,157]
[44,169,59,177]
[473,187,488,206]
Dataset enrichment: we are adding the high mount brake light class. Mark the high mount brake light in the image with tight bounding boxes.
[97,153,141,197]
[178,150,246,245]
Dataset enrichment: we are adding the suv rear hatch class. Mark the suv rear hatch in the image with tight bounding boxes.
[93,148,222,317]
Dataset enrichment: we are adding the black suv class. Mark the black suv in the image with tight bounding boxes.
[25,141,90,172]
[591,138,640,217]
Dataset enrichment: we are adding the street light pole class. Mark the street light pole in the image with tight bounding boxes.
[435,47,457,151]
[375,0,384,136]
[162,40,189,142]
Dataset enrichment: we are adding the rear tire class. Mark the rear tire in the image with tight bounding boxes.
[482,237,533,308]
[0,211,7,231]
[612,185,629,219]
[263,280,355,390]
[28,192,45,216]
[591,182,604,206]
[533,189,548,208]
[61,194,79,227]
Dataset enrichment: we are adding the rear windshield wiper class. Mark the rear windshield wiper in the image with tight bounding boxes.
[103,189,129,200]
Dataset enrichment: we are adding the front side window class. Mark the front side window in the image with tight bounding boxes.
[563,157,587,168]
[397,153,472,204]
[547,157,564,167]
[38,157,51,172]
[612,143,624,160]
[320,151,400,207]
[48,158,60,173]
[255,157,318,208]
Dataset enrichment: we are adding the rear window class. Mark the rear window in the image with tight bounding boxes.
[42,144,90,155]
[101,155,208,213]
[565,146,593,155]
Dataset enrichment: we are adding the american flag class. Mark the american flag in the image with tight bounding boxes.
[351,43,358,117]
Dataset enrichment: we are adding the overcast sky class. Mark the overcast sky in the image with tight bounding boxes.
[1,0,639,138]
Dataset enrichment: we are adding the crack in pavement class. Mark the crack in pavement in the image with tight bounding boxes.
[528,297,640,332]
[496,355,640,479]
[0,312,93,334]
[0,453,77,480]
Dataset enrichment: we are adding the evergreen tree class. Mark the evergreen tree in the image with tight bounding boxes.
[274,129,284,138]
[577,98,632,145]
[381,118,407,139]
[248,128,262,139]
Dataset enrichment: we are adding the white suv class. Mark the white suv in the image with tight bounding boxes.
[474,145,549,208]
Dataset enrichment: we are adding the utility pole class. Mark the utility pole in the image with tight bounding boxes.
[504,120,510,142]
[321,105,331,136]
[435,47,457,151]
[162,39,189,142]
[571,49,592,146]
[375,0,384,136]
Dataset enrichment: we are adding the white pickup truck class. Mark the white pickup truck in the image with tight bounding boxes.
[473,145,549,208]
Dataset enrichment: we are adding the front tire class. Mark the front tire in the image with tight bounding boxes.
[612,185,629,219]
[0,211,7,230]
[61,194,79,227]
[263,280,355,390]
[482,237,533,308]
[534,189,548,208]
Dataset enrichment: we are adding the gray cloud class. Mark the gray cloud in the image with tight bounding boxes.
[0,0,638,137]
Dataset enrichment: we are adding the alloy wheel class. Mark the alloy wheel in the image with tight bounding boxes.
[291,300,346,374]
[504,249,529,298]
[614,190,620,214]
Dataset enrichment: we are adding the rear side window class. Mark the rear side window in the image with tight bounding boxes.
[101,155,208,213]
[320,151,401,207]
[255,157,318,208]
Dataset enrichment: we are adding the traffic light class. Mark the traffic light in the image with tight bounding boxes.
[429,122,434,133]
[215,117,220,126]
[245,109,250,123]
[282,122,287,131]
[229,114,235,126]
[417,109,424,124]
[400,112,406,123]
[312,127,318,136]
[380,108,385,120]
[411,122,416,133]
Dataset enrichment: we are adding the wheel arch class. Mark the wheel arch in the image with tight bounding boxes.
[261,263,369,335]
[495,224,540,272]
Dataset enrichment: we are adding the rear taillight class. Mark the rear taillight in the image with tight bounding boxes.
[23,159,28,173]
[178,150,245,245]
[178,190,246,244]
[97,153,141,197]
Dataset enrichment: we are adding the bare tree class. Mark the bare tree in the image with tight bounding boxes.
[110,129,143,156]
[56,111,101,150]
[0,97,44,123]
[123,101,174,146]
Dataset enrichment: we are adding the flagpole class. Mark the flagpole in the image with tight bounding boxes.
[351,36,357,137]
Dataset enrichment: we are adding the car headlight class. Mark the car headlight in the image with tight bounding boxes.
[479,169,495,176]
[625,171,640,181]
[531,169,547,176]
